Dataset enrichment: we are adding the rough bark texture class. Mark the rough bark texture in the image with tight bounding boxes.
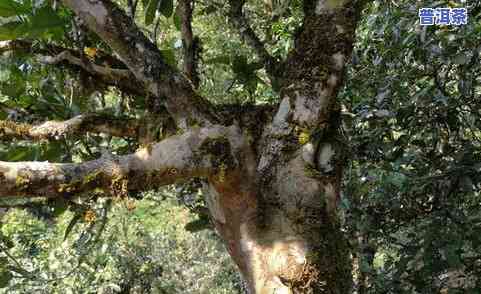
[223,1,364,293]
[61,0,218,126]
[178,0,201,88]
[0,125,239,198]
[1,0,370,293]
[0,113,141,141]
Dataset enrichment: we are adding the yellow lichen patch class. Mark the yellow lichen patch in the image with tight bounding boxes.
[15,175,30,190]
[57,183,73,193]
[125,199,136,211]
[326,0,347,9]
[83,47,98,59]
[303,164,322,179]
[0,120,32,137]
[110,174,128,198]
[217,163,226,183]
[83,209,96,223]
[298,131,310,145]
[82,170,102,185]
[56,171,102,194]
[93,187,106,195]
[305,251,320,261]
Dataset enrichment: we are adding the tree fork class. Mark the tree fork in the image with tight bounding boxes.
[0,0,372,293]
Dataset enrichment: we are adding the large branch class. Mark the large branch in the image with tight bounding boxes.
[1,40,147,97]
[0,113,142,141]
[227,0,281,80]
[0,125,232,198]
[61,0,218,126]
[279,0,369,128]
[39,51,130,80]
[0,40,125,67]
[257,0,369,176]
[0,40,35,53]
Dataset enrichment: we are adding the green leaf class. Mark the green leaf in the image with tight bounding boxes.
[0,269,12,288]
[159,0,173,18]
[185,218,211,232]
[384,172,407,188]
[0,234,14,249]
[173,9,181,31]
[0,21,24,41]
[145,0,159,25]
[51,198,69,218]
[63,213,82,241]
[452,53,469,65]
[0,145,37,161]
[232,55,249,75]
[200,5,217,15]
[0,0,29,17]
[231,55,261,92]
[445,245,463,269]
[40,141,64,162]
[160,49,176,67]
[206,55,231,65]
[26,6,66,38]
[244,75,259,93]
[0,80,25,98]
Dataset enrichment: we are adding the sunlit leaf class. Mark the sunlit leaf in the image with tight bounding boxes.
[160,49,176,67]
[0,268,12,288]
[63,213,82,241]
[145,0,159,25]
[0,21,24,40]
[0,0,29,17]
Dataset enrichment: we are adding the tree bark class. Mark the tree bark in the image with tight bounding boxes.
[0,0,370,293]
[201,1,366,293]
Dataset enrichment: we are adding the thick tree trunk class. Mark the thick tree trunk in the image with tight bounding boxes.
[0,1,370,292]
[203,1,366,292]
[205,136,351,294]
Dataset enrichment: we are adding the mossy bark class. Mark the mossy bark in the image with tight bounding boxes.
[203,2,366,292]
[205,137,352,293]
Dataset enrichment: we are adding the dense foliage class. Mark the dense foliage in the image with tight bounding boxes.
[342,0,481,292]
[0,0,479,293]
[1,191,241,293]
